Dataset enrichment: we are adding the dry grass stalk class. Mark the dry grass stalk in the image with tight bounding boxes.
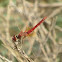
[0,0,62,62]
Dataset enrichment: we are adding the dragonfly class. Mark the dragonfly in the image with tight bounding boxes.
[12,17,47,42]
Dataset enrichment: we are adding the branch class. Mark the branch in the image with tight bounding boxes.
[0,54,12,62]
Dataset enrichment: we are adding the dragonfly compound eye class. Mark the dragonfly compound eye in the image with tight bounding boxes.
[12,35,17,41]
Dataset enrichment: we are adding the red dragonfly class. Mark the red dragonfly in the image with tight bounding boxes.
[12,17,47,41]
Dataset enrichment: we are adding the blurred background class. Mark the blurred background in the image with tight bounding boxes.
[0,0,62,62]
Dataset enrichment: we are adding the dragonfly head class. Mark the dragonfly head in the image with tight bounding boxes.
[12,35,17,42]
